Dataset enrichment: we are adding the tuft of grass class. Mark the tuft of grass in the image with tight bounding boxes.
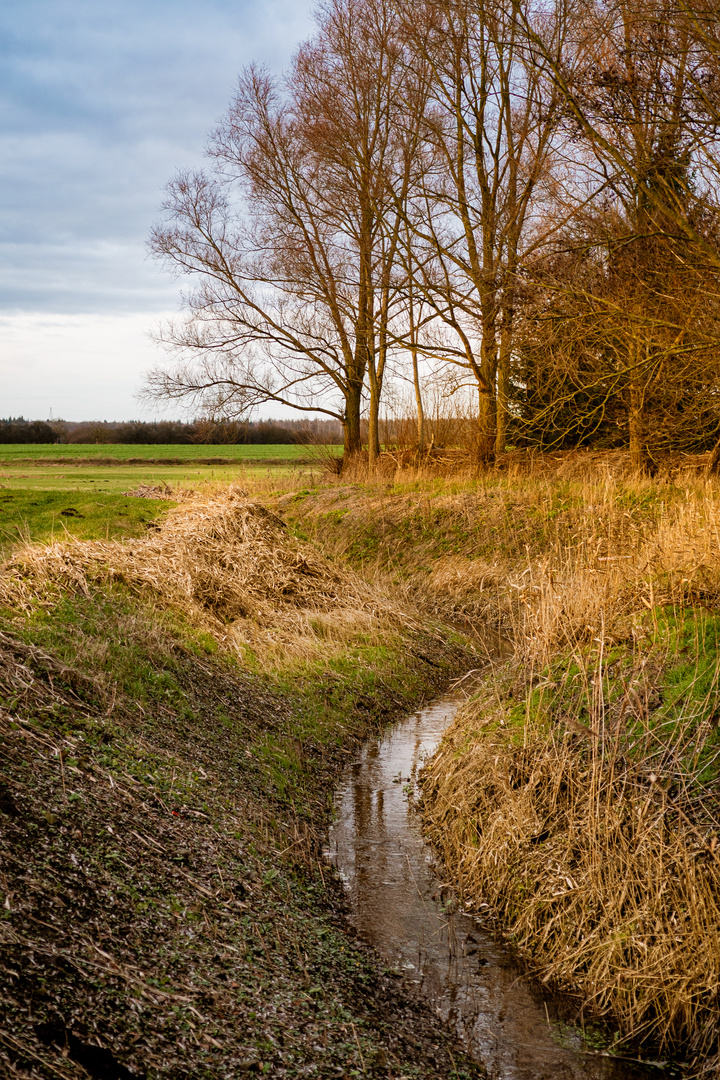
[0,488,431,667]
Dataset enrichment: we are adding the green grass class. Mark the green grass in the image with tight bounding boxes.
[0,488,171,555]
[0,462,306,493]
[508,606,720,782]
[0,442,337,495]
[0,442,341,462]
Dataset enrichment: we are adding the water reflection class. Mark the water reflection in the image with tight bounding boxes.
[327,692,666,1080]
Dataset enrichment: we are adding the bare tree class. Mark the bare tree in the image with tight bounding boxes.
[391,0,564,463]
[292,0,432,465]
[148,73,367,455]
[148,0,425,460]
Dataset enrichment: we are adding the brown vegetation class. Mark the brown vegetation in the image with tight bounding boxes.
[421,485,720,1070]
[277,459,720,1070]
[0,489,419,664]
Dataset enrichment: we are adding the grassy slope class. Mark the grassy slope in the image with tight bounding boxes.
[276,474,671,635]
[0,495,481,1080]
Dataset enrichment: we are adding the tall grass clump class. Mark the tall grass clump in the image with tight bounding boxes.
[0,488,421,665]
[422,479,720,1072]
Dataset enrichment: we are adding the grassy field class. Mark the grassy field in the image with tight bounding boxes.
[0,462,321,495]
[0,444,334,537]
[0,489,172,555]
[0,442,341,462]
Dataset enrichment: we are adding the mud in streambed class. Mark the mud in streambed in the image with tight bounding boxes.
[326,688,670,1080]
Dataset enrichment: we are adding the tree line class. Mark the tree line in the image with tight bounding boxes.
[0,418,342,445]
[147,0,720,472]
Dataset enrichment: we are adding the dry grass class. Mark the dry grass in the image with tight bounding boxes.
[423,681,720,1067]
[418,477,720,1072]
[281,464,720,641]
[510,484,720,667]
[0,487,417,664]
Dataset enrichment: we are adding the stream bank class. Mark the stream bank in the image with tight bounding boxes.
[0,494,483,1079]
[279,473,720,1073]
[328,685,667,1080]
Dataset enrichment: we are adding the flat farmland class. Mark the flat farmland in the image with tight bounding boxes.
[0,443,338,552]
[0,443,338,494]
[0,442,340,462]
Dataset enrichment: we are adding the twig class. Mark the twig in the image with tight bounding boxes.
[351,1022,366,1073]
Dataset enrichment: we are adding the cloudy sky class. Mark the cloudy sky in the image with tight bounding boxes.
[0,0,314,421]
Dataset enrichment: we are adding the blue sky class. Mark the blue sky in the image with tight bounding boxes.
[0,0,313,420]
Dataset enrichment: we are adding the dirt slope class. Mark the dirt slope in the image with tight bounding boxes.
[0,496,481,1079]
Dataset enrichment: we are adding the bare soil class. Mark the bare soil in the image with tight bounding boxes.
[0,613,481,1079]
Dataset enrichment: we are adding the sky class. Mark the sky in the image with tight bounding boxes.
[0,0,314,421]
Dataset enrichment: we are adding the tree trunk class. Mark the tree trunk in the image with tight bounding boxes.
[708,438,720,475]
[368,362,381,466]
[495,340,509,457]
[474,285,498,466]
[412,345,426,453]
[356,194,374,463]
[628,382,653,474]
[476,384,496,465]
[495,293,514,457]
[344,380,363,457]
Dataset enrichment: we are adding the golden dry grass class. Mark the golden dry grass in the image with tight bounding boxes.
[0,487,418,664]
[418,478,720,1072]
[509,485,720,667]
[423,669,720,1057]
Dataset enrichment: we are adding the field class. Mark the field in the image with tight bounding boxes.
[0,442,338,493]
[0,442,340,462]
[0,444,336,543]
[0,489,173,555]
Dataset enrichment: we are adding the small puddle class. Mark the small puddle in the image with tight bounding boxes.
[327,684,669,1080]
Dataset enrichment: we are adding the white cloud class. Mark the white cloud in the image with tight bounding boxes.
[0,0,315,418]
[0,311,174,420]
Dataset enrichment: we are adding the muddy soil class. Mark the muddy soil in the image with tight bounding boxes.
[0,621,483,1079]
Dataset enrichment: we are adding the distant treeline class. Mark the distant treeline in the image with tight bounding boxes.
[0,419,56,443]
[0,418,343,445]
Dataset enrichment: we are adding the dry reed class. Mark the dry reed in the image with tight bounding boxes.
[423,685,720,1064]
[0,488,415,663]
[421,479,720,1071]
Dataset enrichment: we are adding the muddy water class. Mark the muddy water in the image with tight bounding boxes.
[327,688,665,1080]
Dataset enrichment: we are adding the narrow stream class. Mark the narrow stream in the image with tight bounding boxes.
[327,686,669,1080]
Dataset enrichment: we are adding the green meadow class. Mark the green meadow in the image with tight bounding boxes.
[0,442,339,462]
[0,443,337,553]
[0,489,172,555]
